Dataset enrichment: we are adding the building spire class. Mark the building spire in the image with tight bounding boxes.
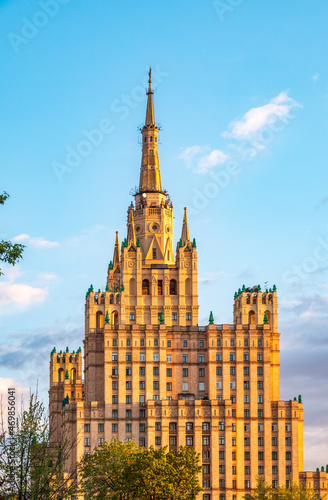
[145,67,155,126]
[127,205,136,246]
[113,231,120,267]
[181,207,190,244]
[139,67,162,194]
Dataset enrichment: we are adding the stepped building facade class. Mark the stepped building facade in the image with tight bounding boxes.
[49,70,328,499]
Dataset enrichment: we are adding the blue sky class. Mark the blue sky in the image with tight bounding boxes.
[0,0,327,469]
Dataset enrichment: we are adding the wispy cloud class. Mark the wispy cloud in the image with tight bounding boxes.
[0,267,48,314]
[12,234,59,248]
[312,73,319,82]
[179,146,229,174]
[222,91,302,141]
[36,272,58,282]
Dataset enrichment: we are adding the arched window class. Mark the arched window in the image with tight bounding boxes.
[116,294,121,305]
[248,310,256,325]
[170,279,177,295]
[110,294,114,304]
[70,368,76,382]
[94,294,98,304]
[262,294,266,304]
[142,279,149,295]
[58,368,64,383]
[265,310,271,326]
[185,278,191,296]
[100,294,105,305]
[129,278,136,296]
[112,310,119,325]
[268,294,273,305]
[246,294,250,304]
[253,294,257,304]
[96,311,103,330]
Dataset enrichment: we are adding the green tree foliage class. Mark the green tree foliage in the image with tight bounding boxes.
[0,394,77,499]
[0,191,25,276]
[78,438,202,500]
[245,478,320,500]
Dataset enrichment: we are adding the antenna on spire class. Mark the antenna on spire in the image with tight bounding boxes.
[147,66,153,95]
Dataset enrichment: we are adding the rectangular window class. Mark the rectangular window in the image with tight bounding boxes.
[166,382,172,391]
[257,353,263,361]
[230,381,236,389]
[186,422,193,431]
[216,352,222,361]
[126,338,131,346]
[258,424,264,431]
[203,436,210,445]
[126,395,132,404]
[199,382,205,391]
[153,381,159,390]
[230,352,235,361]
[219,436,225,445]
[245,480,250,490]
[258,437,264,446]
[139,381,145,390]
[139,367,145,376]
[232,423,236,431]
[258,338,262,346]
[126,409,132,418]
[183,368,189,377]
[286,437,291,446]
[126,423,132,433]
[244,380,249,389]
[183,340,188,347]
[84,424,90,433]
[126,367,132,376]
[140,338,145,346]
[217,338,221,346]
[140,409,145,418]
[166,368,172,377]
[244,437,250,446]
[183,382,189,391]
[169,422,177,430]
[186,312,191,320]
[140,353,145,362]
[219,479,225,488]
[202,422,210,430]
[244,367,249,375]
[153,248,157,259]
[200,340,204,347]
[157,280,163,295]
[167,354,172,363]
[272,466,278,474]
[230,395,236,404]
[172,312,177,321]
[232,465,236,475]
[286,423,291,432]
[167,340,171,347]
[126,381,132,390]
[153,394,159,400]
[129,313,135,320]
[112,338,117,346]
[244,409,250,418]
[272,481,278,489]
[112,353,118,361]
[286,452,291,460]
[258,466,264,475]
[155,422,161,431]
[170,436,177,445]
[112,380,118,390]
[84,437,90,447]
[245,466,250,475]
[139,395,145,403]
[258,394,264,403]
[243,353,249,361]
[139,423,145,432]
[244,395,250,403]
[112,395,118,404]
[230,366,236,375]
[112,367,118,376]
[230,338,235,346]
[244,338,249,346]
[258,409,264,418]
[272,437,278,446]
[186,436,193,446]
[245,452,250,460]
[257,366,263,375]
[258,380,263,389]
[244,423,249,432]
[219,450,225,459]
[98,423,104,433]
[216,367,222,375]
[272,451,278,460]
[199,354,205,362]
[139,438,145,447]
[199,368,205,377]
[153,352,159,362]
[183,354,188,363]
[286,466,292,474]
[112,410,118,418]
[258,452,264,460]
[216,381,222,390]
[112,424,118,433]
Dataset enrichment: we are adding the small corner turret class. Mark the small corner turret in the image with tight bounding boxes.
[233,284,278,332]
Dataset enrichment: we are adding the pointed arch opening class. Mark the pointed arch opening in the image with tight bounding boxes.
[142,279,150,295]
[58,368,64,383]
[70,368,77,382]
[246,294,250,304]
[262,294,266,304]
[265,310,271,326]
[252,294,257,304]
[112,310,119,325]
[170,279,177,295]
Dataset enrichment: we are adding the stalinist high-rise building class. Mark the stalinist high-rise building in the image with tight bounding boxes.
[49,70,327,500]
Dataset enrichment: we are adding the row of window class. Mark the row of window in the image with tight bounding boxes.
[112,352,267,363]
[110,338,266,348]
[114,366,262,377]
[129,312,189,321]
[217,338,265,347]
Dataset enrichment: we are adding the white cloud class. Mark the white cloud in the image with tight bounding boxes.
[37,272,58,282]
[222,91,302,141]
[0,267,48,314]
[312,73,319,82]
[179,146,229,174]
[196,149,229,173]
[12,234,59,248]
